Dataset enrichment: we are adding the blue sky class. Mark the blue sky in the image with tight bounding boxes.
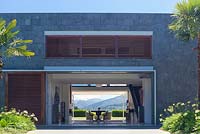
[74,95,119,100]
[0,0,180,13]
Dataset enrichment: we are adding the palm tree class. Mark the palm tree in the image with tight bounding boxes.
[0,18,35,78]
[169,0,200,101]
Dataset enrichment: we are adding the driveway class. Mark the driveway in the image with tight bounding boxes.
[28,129,170,134]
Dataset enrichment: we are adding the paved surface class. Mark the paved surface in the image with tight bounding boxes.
[28,129,170,134]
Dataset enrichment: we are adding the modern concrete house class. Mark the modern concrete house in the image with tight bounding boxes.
[0,13,197,126]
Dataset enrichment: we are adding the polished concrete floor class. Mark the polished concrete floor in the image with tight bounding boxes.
[28,129,170,134]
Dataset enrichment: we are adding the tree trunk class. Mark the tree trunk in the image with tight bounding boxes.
[198,34,200,103]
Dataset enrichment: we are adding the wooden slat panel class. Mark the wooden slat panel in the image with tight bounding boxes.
[118,36,151,58]
[82,36,115,57]
[46,36,80,57]
[45,35,152,58]
[7,73,45,124]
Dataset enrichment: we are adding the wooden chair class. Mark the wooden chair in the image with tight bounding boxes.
[86,111,93,122]
[103,111,111,123]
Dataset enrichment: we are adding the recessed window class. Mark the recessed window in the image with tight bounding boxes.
[46,35,152,58]
[118,36,151,58]
[82,36,115,57]
[46,36,80,57]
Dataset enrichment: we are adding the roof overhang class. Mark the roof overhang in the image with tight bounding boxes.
[44,31,153,36]
[2,66,154,73]
[44,66,154,73]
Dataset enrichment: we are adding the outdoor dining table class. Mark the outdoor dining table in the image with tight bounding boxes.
[91,110,106,121]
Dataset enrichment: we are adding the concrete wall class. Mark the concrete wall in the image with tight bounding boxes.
[60,84,70,124]
[0,13,197,123]
[46,74,71,125]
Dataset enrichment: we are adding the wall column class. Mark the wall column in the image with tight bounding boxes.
[61,84,70,124]
[46,74,53,125]
[142,78,152,124]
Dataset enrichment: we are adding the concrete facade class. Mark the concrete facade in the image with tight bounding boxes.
[0,13,197,124]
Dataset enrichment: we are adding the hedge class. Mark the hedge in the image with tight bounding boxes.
[74,109,86,117]
[74,109,125,117]
[112,110,125,117]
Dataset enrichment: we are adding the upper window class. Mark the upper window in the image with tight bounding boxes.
[46,36,80,57]
[46,35,152,58]
[82,36,115,57]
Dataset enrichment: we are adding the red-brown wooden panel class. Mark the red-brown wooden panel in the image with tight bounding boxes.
[7,73,45,124]
[45,35,152,58]
[82,36,115,57]
[46,36,80,57]
[118,36,152,58]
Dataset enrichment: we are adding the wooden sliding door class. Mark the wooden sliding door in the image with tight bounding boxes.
[6,73,45,124]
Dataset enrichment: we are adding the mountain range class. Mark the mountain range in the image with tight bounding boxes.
[74,95,127,110]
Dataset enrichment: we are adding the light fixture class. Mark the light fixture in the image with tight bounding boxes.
[96,84,102,87]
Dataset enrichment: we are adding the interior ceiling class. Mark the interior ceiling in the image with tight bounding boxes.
[50,73,143,85]
[72,91,127,95]
[72,87,128,95]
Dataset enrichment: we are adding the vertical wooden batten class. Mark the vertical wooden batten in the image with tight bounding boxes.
[40,72,46,124]
[6,72,46,124]
[5,73,8,107]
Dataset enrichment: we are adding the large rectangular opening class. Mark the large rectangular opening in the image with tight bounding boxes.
[71,84,128,124]
[46,71,155,126]
[45,35,152,58]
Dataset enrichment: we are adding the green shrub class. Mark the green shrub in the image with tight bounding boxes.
[161,112,195,133]
[0,127,27,134]
[112,110,125,117]
[160,101,200,134]
[0,107,37,132]
[74,109,86,117]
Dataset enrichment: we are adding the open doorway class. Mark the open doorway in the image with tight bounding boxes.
[46,72,153,126]
[71,84,128,124]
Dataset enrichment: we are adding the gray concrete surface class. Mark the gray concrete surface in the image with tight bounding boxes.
[28,129,170,134]
[0,13,197,123]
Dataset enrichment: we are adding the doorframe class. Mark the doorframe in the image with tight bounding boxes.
[44,66,157,125]
[3,66,157,125]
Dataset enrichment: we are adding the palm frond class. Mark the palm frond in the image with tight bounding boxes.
[0,19,6,29]
[5,19,17,34]
[169,0,200,41]
[0,17,35,58]
[3,46,35,57]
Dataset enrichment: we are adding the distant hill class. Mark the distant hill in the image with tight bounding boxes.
[75,96,127,111]
[74,98,102,109]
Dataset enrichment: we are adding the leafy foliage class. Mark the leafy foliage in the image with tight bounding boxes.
[160,101,200,134]
[0,18,34,57]
[0,18,34,71]
[169,0,200,41]
[167,1,200,131]
[0,107,37,133]
[74,109,86,117]
[0,127,27,134]
[112,110,125,117]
